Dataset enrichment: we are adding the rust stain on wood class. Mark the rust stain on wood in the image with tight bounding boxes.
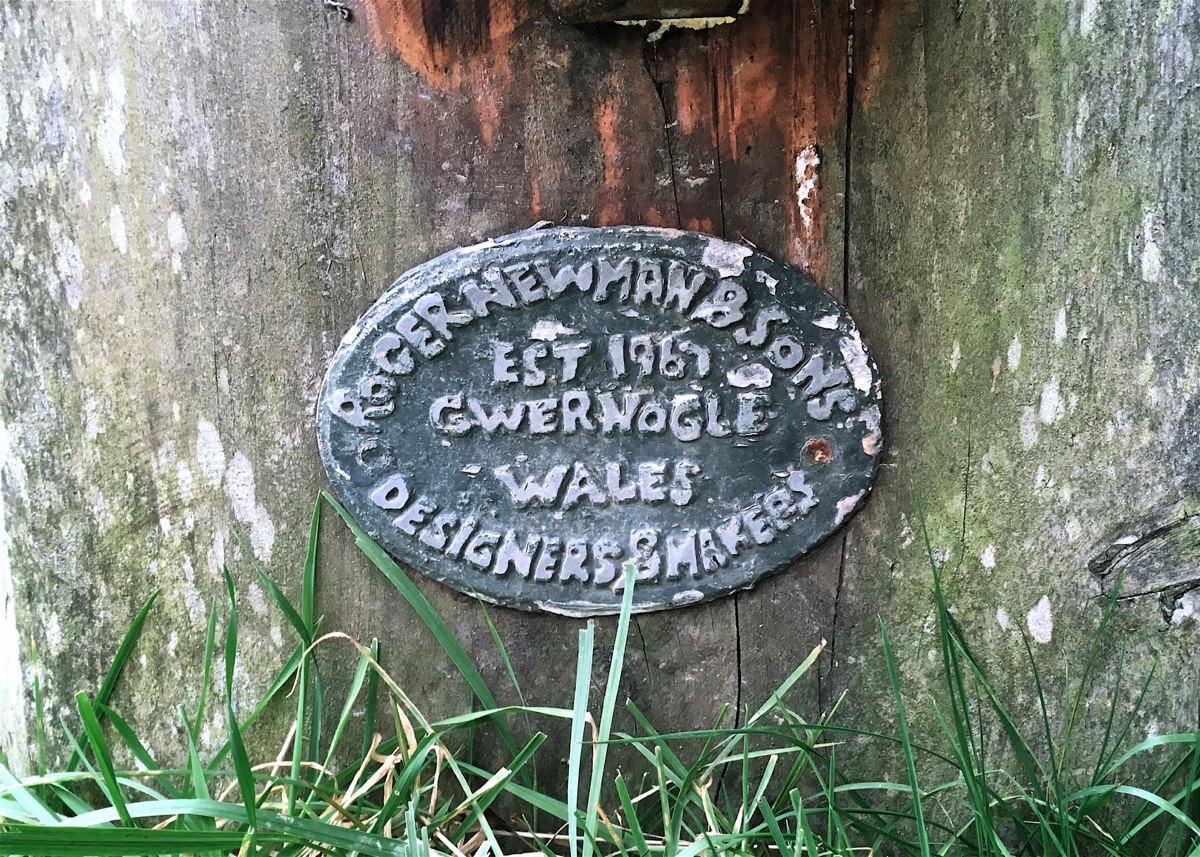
[359,0,530,91]
[708,3,848,284]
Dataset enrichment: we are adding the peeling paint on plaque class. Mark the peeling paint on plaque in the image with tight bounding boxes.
[318,225,883,615]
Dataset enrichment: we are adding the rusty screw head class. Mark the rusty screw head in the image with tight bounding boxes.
[803,438,833,464]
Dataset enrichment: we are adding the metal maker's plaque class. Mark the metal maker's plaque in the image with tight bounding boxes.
[318,226,883,615]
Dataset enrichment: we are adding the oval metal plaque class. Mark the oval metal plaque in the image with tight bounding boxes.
[318,226,882,616]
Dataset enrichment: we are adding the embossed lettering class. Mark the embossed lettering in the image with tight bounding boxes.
[670,461,699,506]
[528,398,558,433]
[634,259,664,305]
[420,510,458,551]
[669,394,702,441]
[522,343,548,386]
[562,462,606,508]
[716,514,754,557]
[537,260,595,296]
[663,261,708,314]
[767,334,805,370]
[494,530,540,577]
[594,257,633,302]
[592,539,622,585]
[492,342,519,384]
[666,531,700,580]
[372,332,415,375]
[743,506,775,545]
[413,291,472,340]
[468,399,525,433]
[397,312,445,359]
[560,539,590,582]
[638,462,667,503]
[464,529,501,568]
[430,395,472,436]
[506,264,546,304]
[691,279,747,328]
[734,305,790,347]
[461,272,517,316]
[808,388,857,420]
[698,528,728,572]
[792,352,849,398]
[494,464,570,508]
[599,392,641,434]
[561,390,595,433]
[735,392,771,435]
[606,463,637,502]
[704,391,732,437]
[627,528,661,582]
[445,516,477,558]
[370,474,411,510]
[552,341,591,382]
[635,400,667,434]
[533,537,562,581]
[395,496,436,535]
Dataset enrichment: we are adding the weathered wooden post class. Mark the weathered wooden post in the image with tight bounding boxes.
[2,0,1198,794]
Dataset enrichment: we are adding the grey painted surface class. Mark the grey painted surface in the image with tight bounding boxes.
[2,0,1198,787]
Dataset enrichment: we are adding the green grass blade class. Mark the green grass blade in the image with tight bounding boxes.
[0,764,59,825]
[615,774,650,856]
[194,605,217,742]
[880,620,930,857]
[747,640,826,726]
[317,643,374,788]
[0,824,253,856]
[55,798,440,857]
[209,640,303,769]
[791,790,821,857]
[569,621,596,857]
[73,691,131,827]
[66,590,159,773]
[583,566,636,857]
[31,637,46,799]
[451,732,547,842]
[362,637,381,758]
[233,527,309,645]
[756,796,789,855]
[179,705,212,802]
[222,566,257,839]
[94,703,180,799]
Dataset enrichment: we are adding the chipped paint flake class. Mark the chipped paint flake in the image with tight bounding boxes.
[981,544,996,568]
[839,332,873,392]
[996,607,1010,630]
[813,314,839,329]
[1026,595,1053,644]
[795,146,819,227]
[727,362,772,389]
[700,237,752,278]
[859,404,883,456]
[950,340,961,371]
[834,490,866,526]
[529,319,578,342]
